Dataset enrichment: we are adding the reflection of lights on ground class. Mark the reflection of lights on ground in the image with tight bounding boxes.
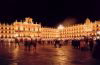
[53,48,68,65]
[10,63,18,65]
[56,48,65,55]
[13,47,19,60]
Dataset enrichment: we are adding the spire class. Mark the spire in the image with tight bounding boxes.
[28,18,33,23]
[25,17,33,23]
[85,18,91,24]
[14,20,17,23]
[36,22,37,24]
[39,22,41,25]
[13,20,18,25]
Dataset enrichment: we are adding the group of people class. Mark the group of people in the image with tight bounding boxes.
[1,37,100,60]
[9,38,97,52]
[71,39,94,51]
[14,38,69,51]
[54,39,62,48]
[72,40,80,49]
[14,38,100,60]
[92,39,100,60]
[71,38,100,60]
[24,39,37,51]
[15,38,37,51]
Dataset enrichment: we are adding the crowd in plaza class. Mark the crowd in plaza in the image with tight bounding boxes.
[0,37,100,60]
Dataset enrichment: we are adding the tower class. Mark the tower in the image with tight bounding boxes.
[85,18,91,24]
[25,17,33,24]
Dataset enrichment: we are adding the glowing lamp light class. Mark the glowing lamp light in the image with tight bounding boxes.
[15,34,18,37]
[97,36,100,39]
[58,24,64,30]
[97,31,100,35]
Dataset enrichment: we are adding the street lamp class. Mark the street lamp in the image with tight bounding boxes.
[97,31,100,35]
[96,31,100,39]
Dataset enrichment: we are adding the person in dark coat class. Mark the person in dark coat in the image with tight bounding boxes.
[15,38,20,47]
[32,39,37,51]
[64,40,68,45]
[89,39,94,51]
[92,39,100,60]
[38,39,41,45]
[24,39,29,51]
[72,40,75,48]
[59,40,62,48]
[27,39,32,51]
[77,40,80,49]
[54,39,60,48]
[72,39,80,49]
[54,39,58,48]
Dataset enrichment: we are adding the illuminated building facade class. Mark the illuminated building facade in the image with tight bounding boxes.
[0,17,100,41]
[0,17,41,42]
[61,18,98,40]
[13,18,41,40]
[0,24,15,42]
[41,27,59,40]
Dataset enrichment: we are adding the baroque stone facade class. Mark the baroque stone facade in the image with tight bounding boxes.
[61,18,99,40]
[0,17,100,41]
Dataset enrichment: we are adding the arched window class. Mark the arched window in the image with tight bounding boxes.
[5,31,7,33]
[5,27,7,29]
[1,31,3,33]
[1,35,3,38]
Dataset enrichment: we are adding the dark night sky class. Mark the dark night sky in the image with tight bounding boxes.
[0,0,99,27]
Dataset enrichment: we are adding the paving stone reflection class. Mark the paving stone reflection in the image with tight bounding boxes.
[0,44,99,65]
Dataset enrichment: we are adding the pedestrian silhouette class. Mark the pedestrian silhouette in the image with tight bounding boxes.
[54,39,61,48]
[92,39,100,60]
[15,38,20,47]
[24,39,29,51]
[32,39,37,52]
[89,39,94,51]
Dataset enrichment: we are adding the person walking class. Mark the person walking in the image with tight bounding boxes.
[15,38,20,47]
[77,40,80,49]
[72,40,76,48]
[88,39,94,51]
[24,39,28,51]
[80,39,86,51]
[27,39,32,51]
[59,39,63,48]
[54,39,59,48]
[64,40,68,46]
[32,39,37,51]
[92,39,100,60]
